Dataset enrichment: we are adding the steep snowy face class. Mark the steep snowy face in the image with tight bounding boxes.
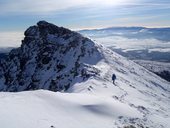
[0,21,102,91]
[134,60,170,82]
[67,46,170,128]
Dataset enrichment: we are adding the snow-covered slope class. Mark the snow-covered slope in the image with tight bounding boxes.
[0,21,170,128]
[68,45,170,128]
[0,90,142,128]
[134,60,170,82]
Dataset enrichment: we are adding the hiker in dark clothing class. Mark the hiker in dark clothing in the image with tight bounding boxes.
[112,74,116,84]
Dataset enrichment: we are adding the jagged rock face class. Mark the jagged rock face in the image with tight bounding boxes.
[0,21,101,92]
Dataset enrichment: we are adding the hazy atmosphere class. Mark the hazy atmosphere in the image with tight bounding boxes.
[0,0,170,47]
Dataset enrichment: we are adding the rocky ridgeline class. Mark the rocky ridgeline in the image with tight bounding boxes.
[0,21,101,92]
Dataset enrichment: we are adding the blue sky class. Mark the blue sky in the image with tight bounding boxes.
[0,0,170,32]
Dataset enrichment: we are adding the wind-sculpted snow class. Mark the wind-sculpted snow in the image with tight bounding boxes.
[0,21,170,128]
[0,90,142,128]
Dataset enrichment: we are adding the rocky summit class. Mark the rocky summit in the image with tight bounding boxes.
[0,21,101,92]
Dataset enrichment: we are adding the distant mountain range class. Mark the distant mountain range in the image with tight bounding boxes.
[80,27,170,41]
[79,26,170,82]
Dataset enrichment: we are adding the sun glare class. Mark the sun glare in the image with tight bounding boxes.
[79,0,133,7]
[107,0,133,5]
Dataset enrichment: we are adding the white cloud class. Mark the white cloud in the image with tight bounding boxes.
[0,0,134,15]
[0,31,23,47]
[149,48,170,53]
[90,36,170,52]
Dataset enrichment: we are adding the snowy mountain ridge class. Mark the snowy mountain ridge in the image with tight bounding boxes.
[0,21,170,128]
[0,21,102,91]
